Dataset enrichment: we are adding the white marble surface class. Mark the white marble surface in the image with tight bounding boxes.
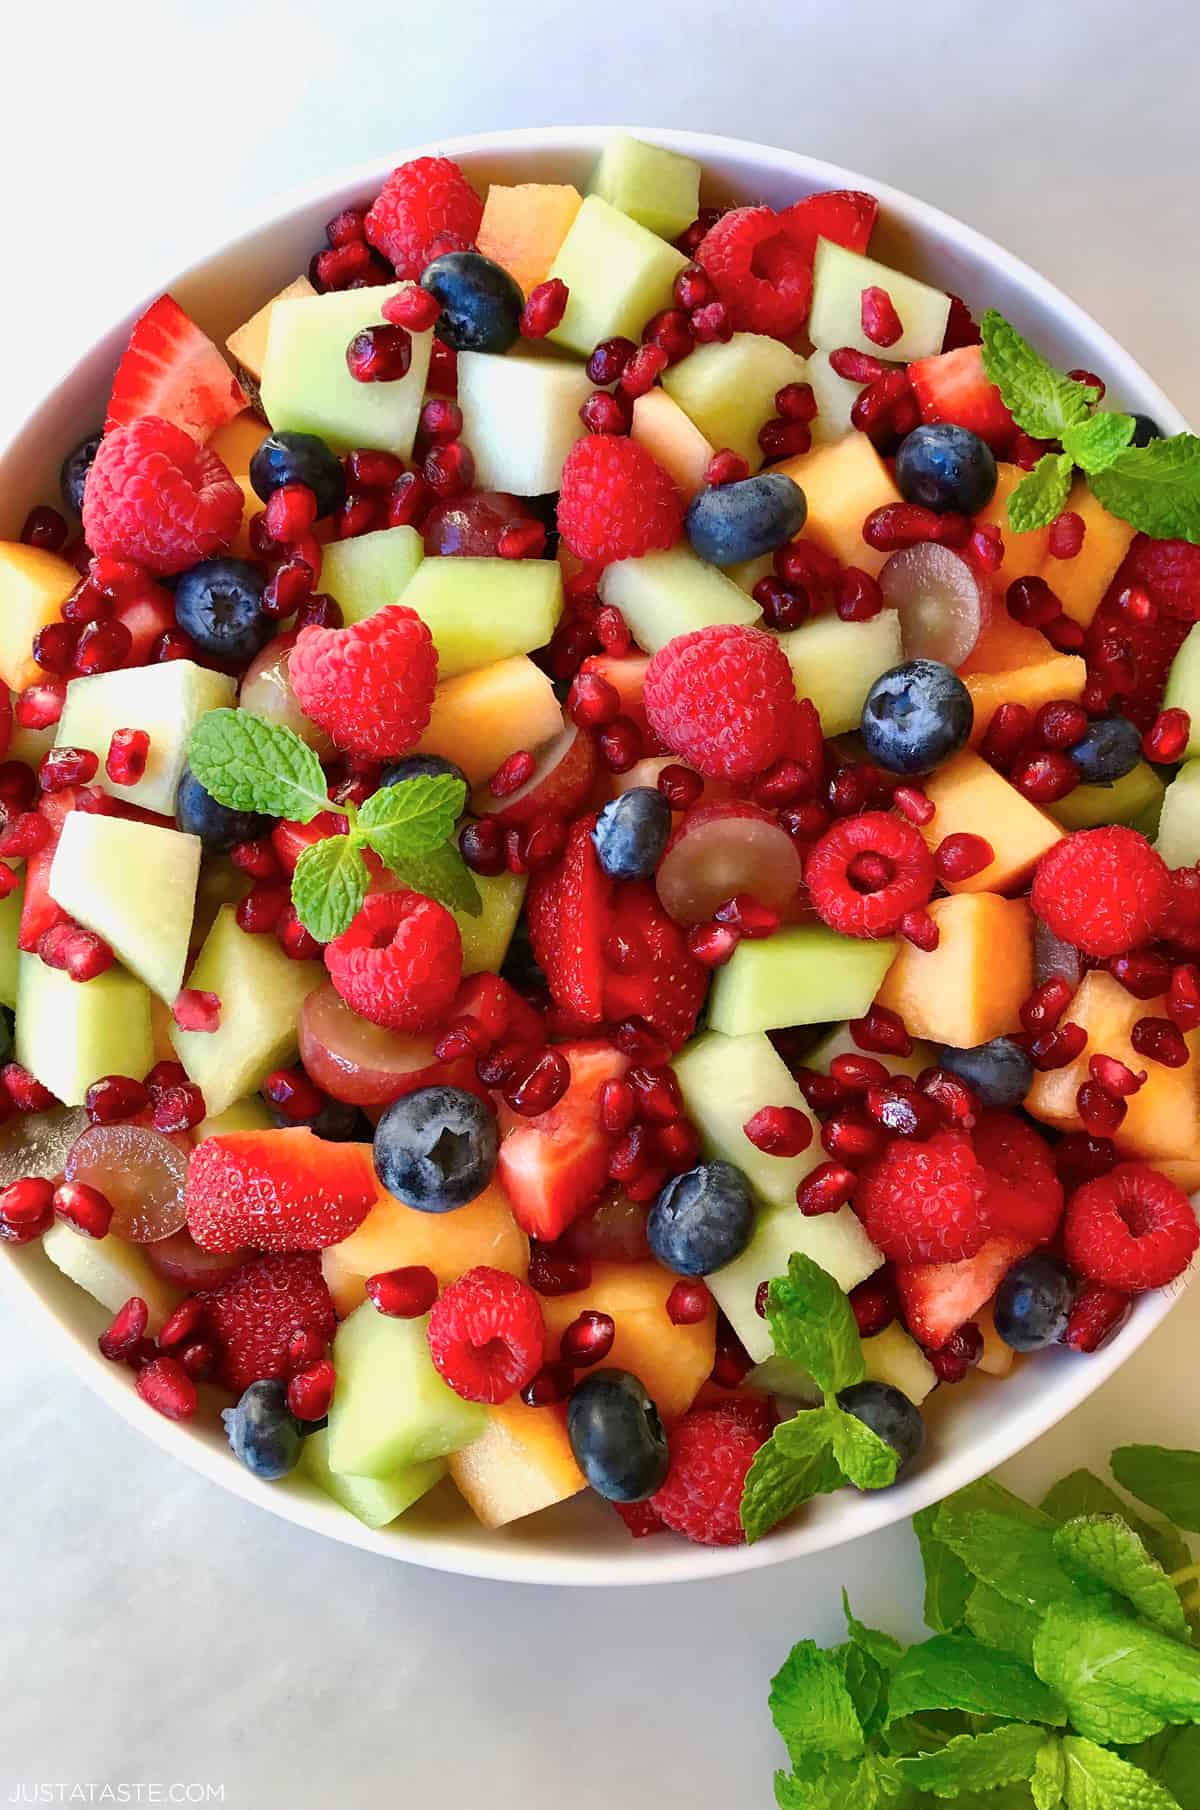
[4,0,1200,1803]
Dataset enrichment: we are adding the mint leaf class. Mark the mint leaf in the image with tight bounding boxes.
[1033,1601,1200,1745]
[885,1631,1066,1727]
[775,1752,904,1810]
[742,1409,843,1543]
[1127,1727,1200,1808]
[1112,1447,1200,1534]
[980,309,1099,439]
[1041,1470,1193,1578]
[358,774,466,862]
[934,1492,1094,1616]
[1062,412,1136,473]
[1061,1735,1185,1810]
[829,1407,899,1492]
[964,1581,1041,1663]
[1032,1736,1066,1810]
[770,1639,865,1766]
[1009,453,1074,532]
[1089,436,1200,543]
[913,1504,975,1633]
[844,1593,904,1673]
[291,832,368,943]
[767,1253,865,1396]
[1053,1516,1189,1638]
[836,1642,888,1743]
[390,840,483,916]
[188,708,332,822]
[896,1724,1046,1798]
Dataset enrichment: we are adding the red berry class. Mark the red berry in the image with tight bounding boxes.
[643,623,799,783]
[1029,1022,1088,1070]
[152,1082,206,1133]
[1144,708,1190,764]
[857,1133,992,1263]
[1061,1281,1132,1352]
[795,1160,857,1216]
[849,1005,913,1057]
[860,285,903,347]
[806,812,935,938]
[556,437,683,566]
[186,1129,375,1254]
[136,1355,197,1422]
[364,156,483,279]
[559,1309,615,1368]
[742,1105,813,1156]
[52,1180,113,1238]
[1064,1163,1199,1291]
[666,1279,712,1326]
[651,1402,770,1546]
[198,1252,337,1393]
[82,415,242,576]
[426,1265,545,1404]
[172,988,221,1034]
[1032,827,1171,960]
[519,278,569,339]
[849,1271,897,1339]
[381,286,441,331]
[289,603,437,759]
[105,727,150,785]
[97,1294,150,1362]
[324,889,462,1033]
[1130,1016,1190,1068]
[934,832,994,883]
[694,207,813,339]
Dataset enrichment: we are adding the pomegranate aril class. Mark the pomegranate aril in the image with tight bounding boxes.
[753,575,811,631]
[900,909,940,952]
[102,726,150,786]
[145,1060,186,1098]
[821,1112,884,1165]
[488,750,535,797]
[0,812,48,860]
[1020,977,1073,1035]
[460,818,506,876]
[628,1065,682,1125]
[1035,700,1089,749]
[595,605,632,656]
[599,1078,637,1135]
[521,1363,573,1407]
[153,1083,206,1134]
[84,1074,150,1125]
[260,1065,325,1122]
[52,1179,114,1239]
[277,905,322,962]
[366,1265,440,1318]
[1167,962,1200,1031]
[21,504,68,552]
[687,921,740,967]
[919,1067,980,1129]
[608,1123,649,1183]
[1,1062,58,1112]
[598,716,641,773]
[848,1004,912,1058]
[851,368,911,434]
[666,1278,712,1326]
[560,1310,615,1369]
[690,302,732,345]
[673,264,715,311]
[176,1340,215,1381]
[39,746,99,791]
[15,682,65,731]
[158,1297,206,1352]
[928,1322,984,1383]
[641,308,693,366]
[759,419,812,464]
[172,988,220,1035]
[935,833,993,883]
[423,441,475,499]
[829,1052,890,1091]
[1006,574,1060,628]
[496,520,546,560]
[1055,1131,1118,1191]
[346,324,412,383]
[287,1326,328,1372]
[98,1295,150,1362]
[796,1161,856,1216]
[1144,708,1190,765]
[580,390,630,436]
[705,449,750,488]
[1043,614,1085,655]
[969,524,1004,572]
[1012,751,1079,804]
[384,471,433,529]
[753,757,816,808]
[1076,1080,1126,1138]
[710,1320,753,1389]
[867,1084,942,1140]
[33,620,81,676]
[742,1105,813,1157]
[712,894,780,939]
[586,337,636,385]
[519,278,569,339]
[0,763,37,813]
[528,1241,592,1298]
[136,1355,197,1421]
[1088,1053,1146,1097]
[619,343,669,398]
[236,883,289,935]
[1029,1021,1088,1070]
[835,566,883,623]
[288,1358,336,1421]
[503,1047,571,1117]
[1046,510,1085,561]
[981,702,1034,772]
[655,1119,701,1173]
[1062,1281,1131,1353]
[850,1271,897,1339]
[0,1176,55,1229]
[382,286,441,331]
[1131,1016,1189,1067]
[829,346,885,383]
[860,285,903,347]
[73,618,132,675]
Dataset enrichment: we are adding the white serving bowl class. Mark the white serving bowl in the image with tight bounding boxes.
[0,127,1192,1586]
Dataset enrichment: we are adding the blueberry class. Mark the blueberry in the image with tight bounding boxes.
[176,761,269,851]
[647,1161,755,1276]
[895,424,997,515]
[60,430,103,517]
[373,1085,499,1213]
[248,430,345,519]
[835,1381,924,1476]
[221,1380,304,1480]
[994,1253,1076,1351]
[379,753,468,795]
[566,1368,670,1502]
[0,1007,13,1068]
[937,1037,1033,1109]
[500,918,548,997]
[174,558,271,664]
[420,251,524,355]
[684,473,808,567]
[1130,414,1163,447]
[860,659,974,774]
[269,1096,366,1142]
[591,787,671,880]
[1068,715,1142,785]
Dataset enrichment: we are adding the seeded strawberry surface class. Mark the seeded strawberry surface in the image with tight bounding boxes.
[186,1129,377,1253]
[198,1251,337,1393]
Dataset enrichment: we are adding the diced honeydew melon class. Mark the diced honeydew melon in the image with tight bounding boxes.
[673,1031,821,1206]
[751,1322,936,1407]
[319,526,424,626]
[662,335,809,470]
[710,1200,882,1364]
[778,610,904,736]
[455,351,592,495]
[328,1302,487,1478]
[0,544,79,692]
[16,954,154,1106]
[546,196,689,358]
[807,348,864,444]
[1163,623,1200,757]
[708,925,899,1037]
[1156,760,1200,868]
[599,545,760,653]
[631,388,715,498]
[726,554,775,596]
[168,905,322,1116]
[808,240,951,362]
[805,1021,936,1081]
[42,1222,181,1334]
[225,275,316,382]
[1048,761,1165,835]
[399,557,563,678]
[55,661,237,816]
[0,876,23,1009]
[301,1426,446,1530]
[196,1096,276,1139]
[49,813,200,1002]
[260,282,433,459]
[414,656,563,787]
[586,135,701,242]
[453,869,527,974]
[10,713,57,769]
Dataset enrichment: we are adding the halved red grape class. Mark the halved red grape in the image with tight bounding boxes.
[239,634,335,755]
[300,981,448,1106]
[469,721,597,827]
[65,1122,188,1242]
[559,1189,650,1261]
[655,802,805,926]
[0,1106,88,1185]
[422,491,542,557]
[145,1228,251,1289]
[881,542,986,669]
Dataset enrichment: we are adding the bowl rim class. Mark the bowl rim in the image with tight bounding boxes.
[0,124,1190,1588]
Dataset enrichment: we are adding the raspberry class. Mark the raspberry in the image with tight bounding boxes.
[1063,1163,1199,1291]
[186,1128,377,1254]
[288,603,438,759]
[556,437,683,567]
[1031,827,1171,960]
[972,1109,1064,1244]
[364,156,483,279]
[82,416,242,575]
[197,1252,336,1394]
[856,1133,992,1264]
[613,1498,666,1538]
[643,624,798,782]
[805,813,935,939]
[426,1265,545,1403]
[1111,534,1200,623]
[694,207,813,339]
[651,1402,770,1546]
[324,889,462,1032]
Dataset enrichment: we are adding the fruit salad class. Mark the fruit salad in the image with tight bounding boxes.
[3,134,1200,1552]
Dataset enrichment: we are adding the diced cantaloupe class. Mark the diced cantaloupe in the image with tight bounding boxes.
[541,1259,716,1420]
[448,1398,585,1528]
[1155,1159,1200,1194]
[975,1302,1016,1378]
[1037,479,1136,627]
[1025,969,1200,1160]
[920,751,1063,893]
[0,545,79,692]
[631,388,715,497]
[959,615,1086,746]
[414,655,563,786]
[321,1179,528,1318]
[772,436,903,578]
[476,183,583,295]
[207,412,271,476]
[971,463,1052,592]
[876,893,1033,1047]
[225,274,316,381]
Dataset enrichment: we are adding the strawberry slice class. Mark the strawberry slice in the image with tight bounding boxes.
[105,295,248,442]
[897,1231,1033,1350]
[186,1128,377,1253]
[526,815,612,1023]
[1108,534,1200,623]
[907,345,1017,454]
[496,1039,629,1241]
[778,190,879,259]
[602,880,709,1050]
[973,1109,1063,1245]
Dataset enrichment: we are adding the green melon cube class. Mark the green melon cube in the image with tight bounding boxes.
[710,1199,882,1364]
[453,869,527,974]
[16,954,153,1105]
[49,812,201,1002]
[399,557,563,678]
[586,135,701,242]
[809,240,951,362]
[752,1321,936,1406]
[708,925,898,1037]
[1156,760,1200,868]
[42,1222,181,1335]
[1163,623,1200,756]
[808,349,862,444]
[673,1031,821,1207]
[302,1426,446,1530]
[55,661,236,816]
[260,282,434,459]
[547,196,688,358]
[196,1096,276,1139]
[328,1302,487,1478]
[0,875,23,1009]
[456,351,593,495]
[320,526,424,626]
[805,1021,935,1081]
[1048,760,1165,835]
[662,334,809,469]
[598,545,760,653]
[778,609,904,736]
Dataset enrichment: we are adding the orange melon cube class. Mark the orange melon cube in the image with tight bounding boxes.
[321,1179,528,1317]
[541,1259,716,1419]
[1153,1159,1200,1193]
[774,436,903,577]
[415,655,563,786]
[1025,969,1200,1160]
[225,274,316,381]
[0,543,80,692]
[876,893,1033,1047]
[449,1398,585,1528]
[960,615,1086,746]
[476,183,583,295]
[976,1302,1016,1378]
[208,412,270,477]
[921,751,1063,893]
[1037,479,1135,626]
[973,463,1052,591]
[631,389,715,498]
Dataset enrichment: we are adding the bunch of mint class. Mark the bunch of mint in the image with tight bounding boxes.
[188,708,480,943]
[768,1442,1200,1808]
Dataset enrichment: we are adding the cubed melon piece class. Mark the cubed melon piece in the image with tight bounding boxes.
[197,1096,275,1139]
[260,282,433,459]
[1025,969,1200,1160]
[778,609,904,735]
[674,1030,821,1207]
[1155,1158,1200,1193]
[10,711,57,770]
[976,1303,1016,1378]
[586,136,701,242]
[399,557,562,678]
[708,925,899,1036]
[225,275,316,381]
[16,954,154,1105]
[972,463,1053,591]
[302,1425,446,1530]
[631,388,715,497]
[726,554,775,596]
[1050,761,1164,835]
[168,905,323,1116]
[319,526,424,626]
[541,1260,715,1419]
[807,348,862,445]
[876,894,1032,1047]
[414,655,562,787]
[1163,625,1200,758]
[0,545,80,692]
[599,544,759,653]
[321,1179,528,1319]
[42,1222,180,1334]
[920,751,1063,893]
[328,1303,487,1478]
[476,183,583,294]
[0,877,23,1009]
[1156,759,1200,867]
[1037,480,1135,626]
[771,435,903,577]
[55,660,237,816]
[808,240,951,361]
[754,1323,937,1404]
[455,351,593,496]
[959,614,1086,746]
[711,1200,882,1365]
[662,334,809,470]
[805,1021,936,1081]
[449,1398,585,1528]
[49,813,201,1001]
[207,412,271,477]
[454,869,527,975]
[546,195,688,358]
